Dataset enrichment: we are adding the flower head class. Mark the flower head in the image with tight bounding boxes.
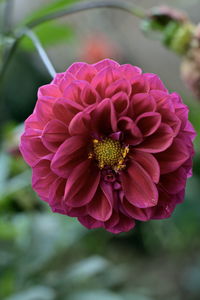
[20,59,196,234]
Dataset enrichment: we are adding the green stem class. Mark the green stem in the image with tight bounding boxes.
[2,0,14,34]
[0,0,146,82]
[25,29,56,78]
[27,0,146,28]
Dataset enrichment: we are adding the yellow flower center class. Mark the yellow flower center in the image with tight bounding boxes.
[89,138,129,171]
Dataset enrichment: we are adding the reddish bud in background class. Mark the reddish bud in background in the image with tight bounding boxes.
[79,33,120,63]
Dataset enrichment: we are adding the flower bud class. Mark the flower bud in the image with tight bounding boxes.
[181,25,200,100]
[141,5,194,55]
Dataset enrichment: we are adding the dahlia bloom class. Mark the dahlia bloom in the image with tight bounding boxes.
[20,59,195,234]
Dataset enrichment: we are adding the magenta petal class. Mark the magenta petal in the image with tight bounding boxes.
[155,138,190,174]
[92,98,117,135]
[51,136,88,178]
[24,114,43,130]
[131,93,156,117]
[136,123,174,153]
[67,62,87,76]
[49,177,66,211]
[106,212,135,234]
[93,59,120,71]
[130,150,160,183]
[36,84,61,124]
[41,119,68,152]
[38,84,62,99]
[143,73,168,91]
[64,160,100,207]
[122,197,151,221]
[119,64,142,79]
[136,112,161,136]
[104,210,119,229]
[68,109,92,136]
[105,79,131,98]
[87,185,112,221]
[91,66,121,97]
[32,159,57,201]
[66,205,87,217]
[160,167,187,194]
[111,92,129,116]
[118,117,142,145]
[131,75,150,95]
[20,133,50,166]
[150,188,176,220]
[76,64,97,82]
[59,73,75,92]
[52,98,83,125]
[78,215,103,229]
[120,160,158,208]
[81,83,100,106]
[184,121,197,141]
[51,72,65,85]
[63,80,89,105]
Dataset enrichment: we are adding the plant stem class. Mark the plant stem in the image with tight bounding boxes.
[0,0,146,82]
[25,29,56,78]
[2,0,14,34]
[27,0,146,29]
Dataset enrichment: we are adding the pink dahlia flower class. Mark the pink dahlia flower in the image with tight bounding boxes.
[20,59,196,234]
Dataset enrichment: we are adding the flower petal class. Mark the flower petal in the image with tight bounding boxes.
[91,66,121,97]
[49,177,66,212]
[20,133,50,166]
[63,80,89,105]
[118,117,143,145]
[136,123,174,153]
[93,58,120,71]
[32,159,57,202]
[160,167,187,194]
[122,197,151,221]
[150,188,177,219]
[106,212,135,234]
[41,119,69,152]
[105,79,131,98]
[119,64,142,79]
[120,160,158,208]
[78,215,102,229]
[92,98,117,135]
[64,160,100,207]
[130,150,160,183]
[87,184,112,221]
[135,112,161,137]
[68,108,93,136]
[51,136,88,178]
[52,98,83,124]
[143,73,168,91]
[81,83,100,106]
[154,138,190,174]
[76,64,97,82]
[67,62,87,76]
[131,93,156,117]
[111,92,129,116]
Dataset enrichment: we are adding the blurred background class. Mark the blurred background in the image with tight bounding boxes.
[0,0,200,299]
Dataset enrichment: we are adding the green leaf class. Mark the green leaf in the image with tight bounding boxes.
[21,21,74,51]
[69,290,123,300]
[65,256,110,282]
[5,286,56,300]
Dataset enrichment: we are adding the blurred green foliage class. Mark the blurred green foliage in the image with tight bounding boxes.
[21,21,74,51]
[20,0,80,25]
